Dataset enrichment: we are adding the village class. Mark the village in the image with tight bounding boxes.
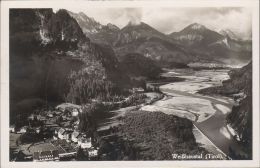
[9,85,162,162]
[10,102,98,161]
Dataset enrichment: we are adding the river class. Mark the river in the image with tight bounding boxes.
[141,68,242,159]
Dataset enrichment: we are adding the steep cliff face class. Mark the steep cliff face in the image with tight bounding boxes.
[68,11,120,45]
[199,62,252,158]
[68,11,103,34]
[10,9,128,123]
[226,62,252,149]
[10,9,83,104]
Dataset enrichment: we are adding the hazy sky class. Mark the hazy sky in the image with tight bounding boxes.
[54,7,252,39]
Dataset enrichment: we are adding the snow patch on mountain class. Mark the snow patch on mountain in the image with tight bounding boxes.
[177,34,204,43]
[190,23,206,30]
[219,29,240,41]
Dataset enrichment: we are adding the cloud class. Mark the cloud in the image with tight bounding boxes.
[57,7,252,39]
[124,8,142,25]
[141,7,252,39]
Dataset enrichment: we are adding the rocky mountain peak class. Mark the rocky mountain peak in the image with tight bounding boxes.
[219,29,240,41]
[182,23,209,33]
[68,11,103,34]
[188,23,207,30]
[106,23,120,31]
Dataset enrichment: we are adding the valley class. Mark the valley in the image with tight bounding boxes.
[8,8,252,161]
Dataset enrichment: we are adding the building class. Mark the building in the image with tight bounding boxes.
[10,125,16,133]
[51,140,77,159]
[64,131,72,142]
[57,128,66,139]
[88,148,98,158]
[53,135,58,140]
[78,137,92,149]
[17,126,28,134]
[54,127,60,135]
[71,131,80,143]
[47,112,54,118]
[33,150,59,162]
[132,87,145,93]
[71,108,79,117]
[35,127,41,134]
[22,141,76,161]
[56,103,82,113]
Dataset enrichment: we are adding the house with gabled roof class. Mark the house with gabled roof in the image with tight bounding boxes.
[71,131,80,143]
[58,128,66,139]
[33,150,59,161]
[10,125,16,133]
[17,126,28,134]
[88,147,98,158]
[78,137,92,149]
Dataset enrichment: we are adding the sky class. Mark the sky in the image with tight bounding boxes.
[54,7,252,39]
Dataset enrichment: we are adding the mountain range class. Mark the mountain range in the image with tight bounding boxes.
[69,12,252,66]
[10,8,252,124]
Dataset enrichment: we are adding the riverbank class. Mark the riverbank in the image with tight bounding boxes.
[140,68,240,159]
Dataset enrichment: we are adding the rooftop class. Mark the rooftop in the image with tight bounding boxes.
[56,103,81,111]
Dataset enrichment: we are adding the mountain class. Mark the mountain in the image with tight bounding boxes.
[87,23,120,45]
[169,23,252,65]
[10,9,129,125]
[113,22,207,67]
[68,11,120,45]
[68,11,103,34]
[169,23,224,47]
[106,23,120,31]
[219,29,241,41]
[113,22,168,46]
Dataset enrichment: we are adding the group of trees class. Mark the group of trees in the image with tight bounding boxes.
[76,147,89,161]
[118,93,147,108]
[65,68,124,104]
[98,135,138,160]
[112,111,205,160]
[78,102,109,136]
[228,146,250,160]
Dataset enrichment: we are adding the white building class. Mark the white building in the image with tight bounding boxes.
[9,125,15,133]
[71,131,80,143]
[56,103,81,112]
[88,148,98,157]
[17,126,28,134]
[71,108,79,117]
[35,127,41,134]
[57,128,66,139]
[78,137,92,149]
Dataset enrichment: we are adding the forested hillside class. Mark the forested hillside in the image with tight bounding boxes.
[9,9,129,124]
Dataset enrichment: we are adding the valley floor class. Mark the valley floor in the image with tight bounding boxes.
[140,68,246,159]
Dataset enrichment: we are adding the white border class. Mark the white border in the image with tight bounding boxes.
[1,0,259,168]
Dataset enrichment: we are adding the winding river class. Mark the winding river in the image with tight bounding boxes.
[141,68,242,159]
